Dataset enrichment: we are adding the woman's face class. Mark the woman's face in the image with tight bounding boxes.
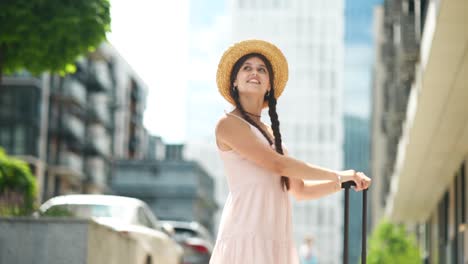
[233,56,271,98]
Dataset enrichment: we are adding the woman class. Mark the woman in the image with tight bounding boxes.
[210,39,371,264]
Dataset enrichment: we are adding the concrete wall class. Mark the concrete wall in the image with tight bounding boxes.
[0,217,141,264]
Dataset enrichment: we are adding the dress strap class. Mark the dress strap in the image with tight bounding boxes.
[224,111,276,146]
[224,111,253,127]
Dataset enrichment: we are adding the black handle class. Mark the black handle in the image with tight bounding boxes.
[362,189,367,264]
[341,181,356,189]
[342,181,368,264]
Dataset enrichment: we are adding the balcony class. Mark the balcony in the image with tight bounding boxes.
[399,9,419,55]
[128,138,139,152]
[56,151,84,180]
[73,57,88,83]
[62,113,86,142]
[381,42,394,64]
[85,124,110,157]
[62,78,87,106]
[87,61,112,92]
[88,94,110,125]
[130,114,143,125]
[130,86,140,101]
[85,157,107,187]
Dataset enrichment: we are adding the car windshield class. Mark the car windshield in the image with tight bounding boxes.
[173,227,199,239]
[44,204,129,222]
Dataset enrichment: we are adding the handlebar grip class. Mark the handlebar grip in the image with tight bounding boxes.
[341,181,356,189]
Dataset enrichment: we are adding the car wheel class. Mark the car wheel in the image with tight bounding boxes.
[145,255,152,264]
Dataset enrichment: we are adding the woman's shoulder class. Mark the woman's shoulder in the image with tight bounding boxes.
[215,112,254,151]
[215,112,251,136]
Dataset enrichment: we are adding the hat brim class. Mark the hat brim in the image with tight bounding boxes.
[216,39,288,108]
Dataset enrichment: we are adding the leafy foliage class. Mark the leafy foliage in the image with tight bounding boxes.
[0,0,111,76]
[366,219,422,264]
[0,148,37,216]
[40,206,74,218]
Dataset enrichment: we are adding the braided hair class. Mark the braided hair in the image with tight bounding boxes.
[229,53,290,191]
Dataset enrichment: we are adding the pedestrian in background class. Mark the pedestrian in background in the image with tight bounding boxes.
[209,39,371,264]
[299,236,318,264]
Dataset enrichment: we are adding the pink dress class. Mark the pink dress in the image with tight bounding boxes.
[209,113,299,264]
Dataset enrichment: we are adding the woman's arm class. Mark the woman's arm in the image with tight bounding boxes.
[289,178,341,201]
[216,116,352,182]
[289,171,370,201]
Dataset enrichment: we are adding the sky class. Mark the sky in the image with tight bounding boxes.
[107,0,191,143]
[185,1,231,141]
[343,0,383,118]
[107,0,381,143]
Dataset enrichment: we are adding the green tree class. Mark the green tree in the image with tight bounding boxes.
[367,219,422,264]
[0,0,111,83]
[0,148,38,216]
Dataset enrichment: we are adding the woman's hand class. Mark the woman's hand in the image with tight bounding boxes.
[337,170,371,192]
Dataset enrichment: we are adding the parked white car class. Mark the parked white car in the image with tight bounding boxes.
[39,194,183,264]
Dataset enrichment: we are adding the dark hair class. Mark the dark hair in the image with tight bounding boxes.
[229,53,290,191]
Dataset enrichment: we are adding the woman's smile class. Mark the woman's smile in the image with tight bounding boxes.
[247,77,260,84]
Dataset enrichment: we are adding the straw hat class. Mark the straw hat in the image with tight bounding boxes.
[216,39,289,108]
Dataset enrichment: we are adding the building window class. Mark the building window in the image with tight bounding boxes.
[329,71,335,91]
[0,92,13,119]
[393,23,401,45]
[424,219,432,263]
[12,125,25,155]
[318,125,324,142]
[461,162,466,223]
[318,206,323,225]
[420,0,428,32]
[329,97,335,117]
[456,163,465,262]
[54,176,61,196]
[0,127,10,148]
[409,0,415,14]
[403,0,415,14]
[24,126,36,156]
[438,191,449,263]
[273,0,279,8]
